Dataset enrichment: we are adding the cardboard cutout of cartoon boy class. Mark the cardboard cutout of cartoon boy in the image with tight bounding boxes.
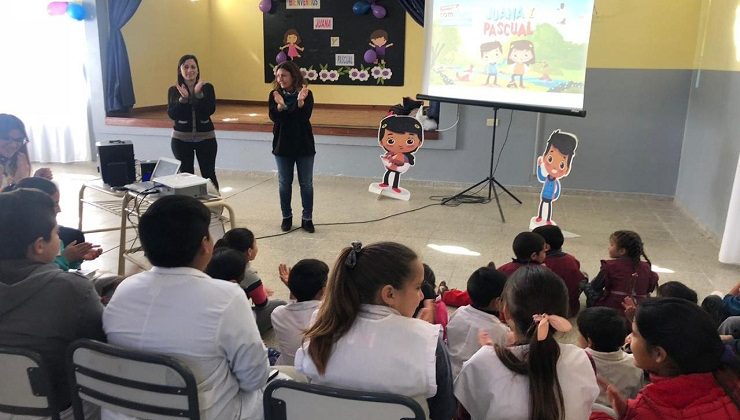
[530,129,578,229]
[368,115,424,201]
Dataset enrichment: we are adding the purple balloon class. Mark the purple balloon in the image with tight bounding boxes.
[47,1,68,16]
[276,51,288,64]
[363,49,377,64]
[258,0,272,13]
[371,4,386,19]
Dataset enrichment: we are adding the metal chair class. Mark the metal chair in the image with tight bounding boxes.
[264,379,426,420]
[0,346,61,420]
[66,339,199,420]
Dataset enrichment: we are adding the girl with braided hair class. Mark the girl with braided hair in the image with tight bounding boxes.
[585,230,659,315]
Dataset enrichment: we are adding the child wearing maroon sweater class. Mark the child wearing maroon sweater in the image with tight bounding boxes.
[534,225,586,317]
[497,231,547,276]
[439,232,546,307]
[584,230,658,316]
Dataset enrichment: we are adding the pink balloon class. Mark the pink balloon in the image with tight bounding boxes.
[47,1,68,16]
[258,0,272,13]
[276,51,288,64]
[371,4,386,19]
[363,49,377,64]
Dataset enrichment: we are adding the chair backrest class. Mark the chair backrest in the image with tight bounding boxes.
[264,379,426,420]
[0,346,60,420]
[66,339,199,420]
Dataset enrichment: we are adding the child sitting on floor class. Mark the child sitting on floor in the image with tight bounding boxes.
[604,298,740,419]
[215,227,286,335]
[497,231,548,277]
[414,263,449,337]
[454,265,599,419]
[270,258,328,366]
[205,247,282,365]
[533,224,586,317]
[446,266,509,377]
[577,307,645,407]
[438,262,496,308]
[583,230,658,316]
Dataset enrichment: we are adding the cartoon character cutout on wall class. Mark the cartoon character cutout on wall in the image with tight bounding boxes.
[281,29,305,61]
[530,129,578,229]
[480,41,504,86]
[368,115,423,201]
[507,40,535,88]
[369,29,394,64]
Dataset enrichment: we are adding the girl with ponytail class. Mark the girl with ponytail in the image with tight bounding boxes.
[585,230,659,315]
[454,265,599,420]
[296,241,455,419]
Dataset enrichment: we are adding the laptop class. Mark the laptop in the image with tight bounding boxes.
[124,157,181,193]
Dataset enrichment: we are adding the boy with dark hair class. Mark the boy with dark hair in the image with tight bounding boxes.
[533,224,586,317]
[0,188,104,419]
[271,258,329,365]
[656,280,698,303]
[104,195,269,420]
[576,307,644,406]
[446,267,510,377]
[497,231,547,276]
[205,247,247,283]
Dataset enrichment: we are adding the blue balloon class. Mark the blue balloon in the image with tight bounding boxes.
[352,1,370,15]
[66,3,86,20]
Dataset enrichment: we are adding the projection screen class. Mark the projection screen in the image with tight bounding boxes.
[420,0,595,115]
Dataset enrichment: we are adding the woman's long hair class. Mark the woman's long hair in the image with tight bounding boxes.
[303,241,418,374]
[0,114,29,177]
[272,60,305,92]
[494,265,569,420]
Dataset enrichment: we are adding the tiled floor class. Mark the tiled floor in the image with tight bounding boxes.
[51,162,740,314]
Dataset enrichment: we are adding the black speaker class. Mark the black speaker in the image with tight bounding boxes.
[96,140,135,187]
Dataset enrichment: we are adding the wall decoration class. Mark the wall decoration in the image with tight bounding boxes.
[263,0,405,86]
[287,0,320,10]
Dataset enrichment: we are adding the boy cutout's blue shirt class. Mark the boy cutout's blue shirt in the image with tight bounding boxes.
[537,165,561,201]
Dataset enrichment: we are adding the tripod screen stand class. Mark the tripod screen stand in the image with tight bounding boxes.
[442,107,522,222]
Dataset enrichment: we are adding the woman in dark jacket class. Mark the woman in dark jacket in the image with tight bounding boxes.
[269,61,315,233]
[168,54,219,189]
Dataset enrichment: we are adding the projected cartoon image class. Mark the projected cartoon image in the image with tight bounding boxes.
[280,29,304,60]
[507,40,535,88]
[369,29,394,64]
[427,0,594,110]
[530,129,578,229]
[368,115,424,201]
[480,41,504,86]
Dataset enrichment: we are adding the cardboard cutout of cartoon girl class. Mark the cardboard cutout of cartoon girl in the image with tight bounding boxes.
[368,115,423,201]
[530,129,578,229]
[281,29,304,60]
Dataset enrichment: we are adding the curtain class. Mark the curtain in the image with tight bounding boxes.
[104,0,141,113]
[720,153,740,265]
[0,1,90,163]
[398,0,424,26]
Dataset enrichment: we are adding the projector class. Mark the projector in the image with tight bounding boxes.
[153,173,208,198]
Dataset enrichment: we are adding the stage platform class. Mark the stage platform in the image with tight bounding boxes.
[106,101,438,139]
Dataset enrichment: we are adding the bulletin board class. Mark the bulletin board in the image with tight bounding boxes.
[262,0,406,86]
